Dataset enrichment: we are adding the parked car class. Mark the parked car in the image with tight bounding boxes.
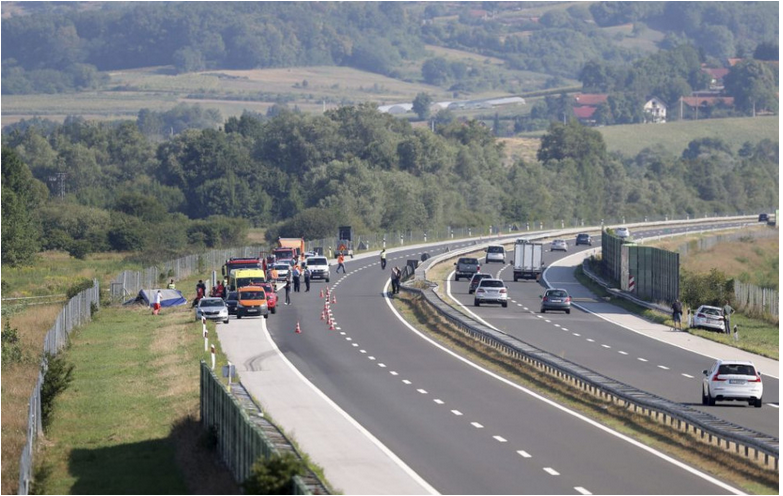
[758,213,769,222]
[468,273,493,294]
[575,233,592,246]
[305,256,330,282]
[540,288,571,314]
[454,257,480,281]
[224,291,239,315]
[691,305,725,332]
[485,245,506,263]
[474,278,508,307]
[551,239,568,251]
[273,263,290,281]
[196,297,229,324]
[236,285,269,319]
[702,359,763,408]
[614,227,631,239]
[260,282,277,314]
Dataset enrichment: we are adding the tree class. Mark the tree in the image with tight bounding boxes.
[753,42,778,61]
[412,92,433,121]
[723,60,778,114]
[1,147,47,265]
[421,57,450,85]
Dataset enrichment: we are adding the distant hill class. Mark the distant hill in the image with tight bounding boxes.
[598,117,779,157]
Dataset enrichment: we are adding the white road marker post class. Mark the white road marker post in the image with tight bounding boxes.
[210,344,216,370]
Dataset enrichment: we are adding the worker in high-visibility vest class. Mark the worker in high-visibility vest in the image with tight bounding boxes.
[380,249,387,270]
[336,253,346,273]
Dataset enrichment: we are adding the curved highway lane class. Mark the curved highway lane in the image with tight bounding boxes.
[446,223,779,439]
[256,232,743,494]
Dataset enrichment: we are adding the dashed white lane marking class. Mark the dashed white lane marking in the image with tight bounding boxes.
[537,315,544,318]
[434,399,444,405]
[586,338,595,343]
[517,450,532,458]
[390,371,399,376]
[572,333,581,337]
[470,422,484,429]
[417,389,428,394]
[544,319,551,323]
[360,349,367,354]
[658,365,669,370]
[352,343,358,347]
[618,351,628,355]
[402,379,411,385]
[451,410,463,416]
[681,373,693,378]
[767,403,779,409]
[523,307,529,310]
[346,337,352,341]
[562,328,568,331]
[339,331,346,335]
[517,303,523,307]
[554,324,561,328]
[493,435,507,443]
[575,487,592,495]
[368,356,376,361]
[601,344,611,349]
[543,467,560,476]
[638,357,648,362]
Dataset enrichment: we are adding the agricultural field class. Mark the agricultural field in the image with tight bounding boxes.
[598,116,779,157]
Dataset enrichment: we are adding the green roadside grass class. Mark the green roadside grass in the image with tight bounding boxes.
[574,266,778,360]
[32,301,239,494]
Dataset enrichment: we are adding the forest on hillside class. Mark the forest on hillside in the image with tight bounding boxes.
[2,105,778,266]
[2,2,778,94]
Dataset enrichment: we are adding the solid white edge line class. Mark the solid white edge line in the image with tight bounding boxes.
[260,319,439,495]
[544,250,779,380]
[386,279,744,495]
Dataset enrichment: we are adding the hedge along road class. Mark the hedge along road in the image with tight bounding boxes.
[219,230,742,495]
[444,221,779,440]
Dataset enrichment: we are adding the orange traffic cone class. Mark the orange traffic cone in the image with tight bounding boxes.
[295,322,302,334]
[331,294,336,304]
[319,288,324,298]
[325,286,330,296]
[329,320,335,331]
[320,310,325,320]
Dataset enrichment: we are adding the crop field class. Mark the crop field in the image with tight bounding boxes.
[599,116,779,156]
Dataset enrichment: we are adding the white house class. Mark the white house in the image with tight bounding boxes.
[644,97,667,123]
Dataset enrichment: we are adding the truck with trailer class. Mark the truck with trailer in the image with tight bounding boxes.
[512,240,544,281]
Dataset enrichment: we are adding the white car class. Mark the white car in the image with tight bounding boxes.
[485,245,506,263]
[550,239,567,251]
[195,297,229,324]
[702,360,763,408]
[474,278,508,308]
[273,263,290,281]
[691,305,725,332]
[614,227,631,239]
[305,256,330,282]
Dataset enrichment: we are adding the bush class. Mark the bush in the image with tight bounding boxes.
[242,452,306,495]
[66,278,94,299]
[1,320,25,366]
[41,352,75,431]
[680,268,734,309]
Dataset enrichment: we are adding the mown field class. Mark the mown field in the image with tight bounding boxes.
[599,116,779,156]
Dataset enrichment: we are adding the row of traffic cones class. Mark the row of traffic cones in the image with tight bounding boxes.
[296,286,337,334]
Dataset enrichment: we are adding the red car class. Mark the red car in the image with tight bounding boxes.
[260,282,278,314]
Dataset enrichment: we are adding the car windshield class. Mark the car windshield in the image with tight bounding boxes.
[488,247,503,253]
[472,274,490,282]
[701,307,722,316]
[577,234,589,239]
[226,292,238,300]
[261,284,274,292]
[480,280,505,288]
[201,299,224,308]
[717,364,756,376]
[274,264,289,270]
[308,258,327,265]
[547,290,568,298]
[240,291,265,300]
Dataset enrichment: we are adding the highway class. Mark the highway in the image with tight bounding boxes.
[239,222,757,494]
[446,222,779,439]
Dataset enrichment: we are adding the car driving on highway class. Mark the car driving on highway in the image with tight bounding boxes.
[540,288,571,314]
[575,233,592,246]
[702,359,763,408]
[485,245,506,263]
[454,257,480,281]
[614,227,631,239]
[691,305,724,332]
[468,273,493,294]
[195,297,229,324]
[224,291,239,315]
[474,278,508,307]
[551,239,568,251]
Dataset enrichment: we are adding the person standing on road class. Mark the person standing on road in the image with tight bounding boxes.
[284,280,291,305]
[380,248,387,270]
[336,253,346,273]
[722,300,734,335]
[390,266,400,294]
[671,299,683,331]
[293,265,301,292]
[304,267,311,292]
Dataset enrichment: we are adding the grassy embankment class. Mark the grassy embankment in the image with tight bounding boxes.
[29,295,239,494]
[1,251,141,494]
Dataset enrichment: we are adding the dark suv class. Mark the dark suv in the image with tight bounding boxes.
[454,257,480,281]
[575,233,592,246]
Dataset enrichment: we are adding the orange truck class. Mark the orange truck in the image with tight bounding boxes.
[273,237,305,262]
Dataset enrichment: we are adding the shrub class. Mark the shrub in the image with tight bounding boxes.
[1,320,25,366]
[242,452,306,495]
[66,278,94,299]
[680,268,733,308]
[41,352,75,431]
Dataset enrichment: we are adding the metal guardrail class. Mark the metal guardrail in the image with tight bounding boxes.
[18,281,100,495]
[402,220,778,472]
[200,362,322,494]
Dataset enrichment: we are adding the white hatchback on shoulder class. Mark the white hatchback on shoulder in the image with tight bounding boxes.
[702,359,763,408]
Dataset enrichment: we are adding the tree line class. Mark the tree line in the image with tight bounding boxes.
[2,106,778,266]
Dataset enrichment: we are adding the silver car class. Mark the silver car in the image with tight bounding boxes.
[550,239,567,251]
[196,297,229,324]
[540,288,571,314]
[474,278,508,307]
[485,245,506,263]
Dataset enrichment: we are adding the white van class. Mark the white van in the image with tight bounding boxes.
[305,256,330,282]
